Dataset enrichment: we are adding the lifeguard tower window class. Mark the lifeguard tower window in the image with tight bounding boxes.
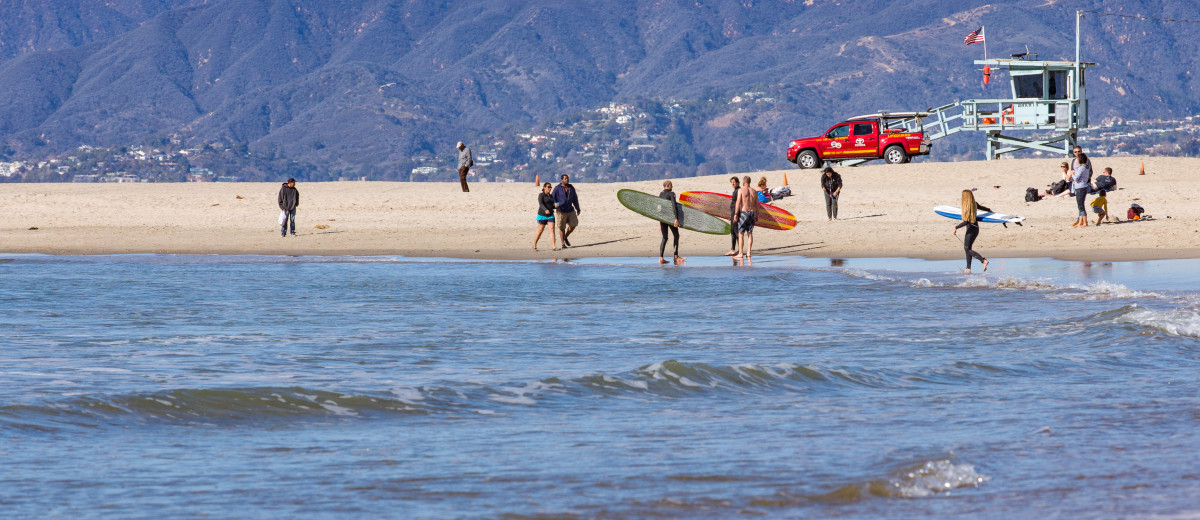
[1049,71,1068,99]
[853,123,873,136]
[1013,70,1071,99]
[1014,74,1043,98]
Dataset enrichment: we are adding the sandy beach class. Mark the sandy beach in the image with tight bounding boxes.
[2,156,1197,261]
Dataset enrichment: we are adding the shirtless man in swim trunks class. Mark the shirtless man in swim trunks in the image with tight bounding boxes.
[733,175,758,259]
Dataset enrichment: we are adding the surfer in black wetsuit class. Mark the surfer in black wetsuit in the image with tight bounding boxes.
[952,189,990,273]
[659,180,685,265]
[724,176,740,256]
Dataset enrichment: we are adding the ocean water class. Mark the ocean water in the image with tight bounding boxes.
[2,254,1199,519]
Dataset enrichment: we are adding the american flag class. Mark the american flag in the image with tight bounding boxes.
[964,27,985,45]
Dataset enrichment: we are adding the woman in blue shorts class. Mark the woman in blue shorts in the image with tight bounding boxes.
[534,182,558,251]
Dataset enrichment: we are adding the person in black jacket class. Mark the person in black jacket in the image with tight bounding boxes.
[820,166,843,221]
[952,189,990,273]
[533,182,558,251]
[277,178,299,237]
[658,180,685,265]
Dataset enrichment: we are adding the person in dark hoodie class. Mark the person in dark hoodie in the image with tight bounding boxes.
[278,178,299,237]
[820,166,843,221]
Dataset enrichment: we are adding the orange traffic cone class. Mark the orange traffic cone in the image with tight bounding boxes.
[783,172,789,186]
[534,174,540,185]
[1139,161,1145,175]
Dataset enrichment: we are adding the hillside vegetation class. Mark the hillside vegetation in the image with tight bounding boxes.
[0,0,1197,182]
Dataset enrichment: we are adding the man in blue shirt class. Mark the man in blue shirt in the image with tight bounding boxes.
[551,174,581,247]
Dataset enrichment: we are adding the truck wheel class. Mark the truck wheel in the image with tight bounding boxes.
[884,145,909,164]
[796,150,821,169]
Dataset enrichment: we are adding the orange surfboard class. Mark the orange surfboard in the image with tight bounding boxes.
[678,191,797,231]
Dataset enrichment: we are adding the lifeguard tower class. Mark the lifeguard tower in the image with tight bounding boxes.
[868,56,1094,163]
[925,57,1094,158]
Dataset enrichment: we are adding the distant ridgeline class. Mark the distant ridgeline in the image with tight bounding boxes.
[0,0,1198,182]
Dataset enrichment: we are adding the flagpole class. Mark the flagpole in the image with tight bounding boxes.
[982,26,987,60]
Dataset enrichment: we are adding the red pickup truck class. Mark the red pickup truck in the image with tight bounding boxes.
[786,114,931,169]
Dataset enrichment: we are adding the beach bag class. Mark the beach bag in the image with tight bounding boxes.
[771,185,791,199]
[278,210,287,225]
[1049,180,1068,195]
[1025,187,1041,202]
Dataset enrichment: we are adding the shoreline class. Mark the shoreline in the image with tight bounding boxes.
[7,247,1200,263]
[3,156,1197,262]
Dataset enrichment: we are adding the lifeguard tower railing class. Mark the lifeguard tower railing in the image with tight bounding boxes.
[842,59,1095,165]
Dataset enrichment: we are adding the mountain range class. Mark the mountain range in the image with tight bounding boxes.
[1,0,1198,180]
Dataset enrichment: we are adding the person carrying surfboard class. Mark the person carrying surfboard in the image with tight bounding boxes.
[724,176,741,256]
[952,189,990,273]
[733,175,758,259]
[658,180,685,265]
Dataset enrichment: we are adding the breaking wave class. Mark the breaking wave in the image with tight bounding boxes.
[813,459,990,501]
[0,360,1028,432]
[1116,305,1200,338]
[832,268,1164,300]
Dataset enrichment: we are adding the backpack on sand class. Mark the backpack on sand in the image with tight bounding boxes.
[1025,187,1042,202]
[1049,180,1068,195]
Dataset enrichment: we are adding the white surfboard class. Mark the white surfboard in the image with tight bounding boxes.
[934,205,1025,224]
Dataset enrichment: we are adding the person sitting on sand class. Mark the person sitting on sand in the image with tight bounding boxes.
[1092,167,1117,194]
[534,182,558,251]
[756,176,772,203]
[1091,189,1109,226]
[1043,161,1072,198]
[952,189,990,274]
[657,180,685,265]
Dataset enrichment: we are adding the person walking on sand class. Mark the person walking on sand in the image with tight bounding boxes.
[534,182,558,251]
[952,189,990,274]
[733,175,758,259]
[551,174,581,247]
[277,177,299,237]
[456,141,473,192]
[1070,146,1092,227]
[658,180,686,265]
[820,166,843,221]
[724,176,741,256]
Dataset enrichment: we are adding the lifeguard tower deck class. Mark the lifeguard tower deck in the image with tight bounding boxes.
[860,58,1095,164]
